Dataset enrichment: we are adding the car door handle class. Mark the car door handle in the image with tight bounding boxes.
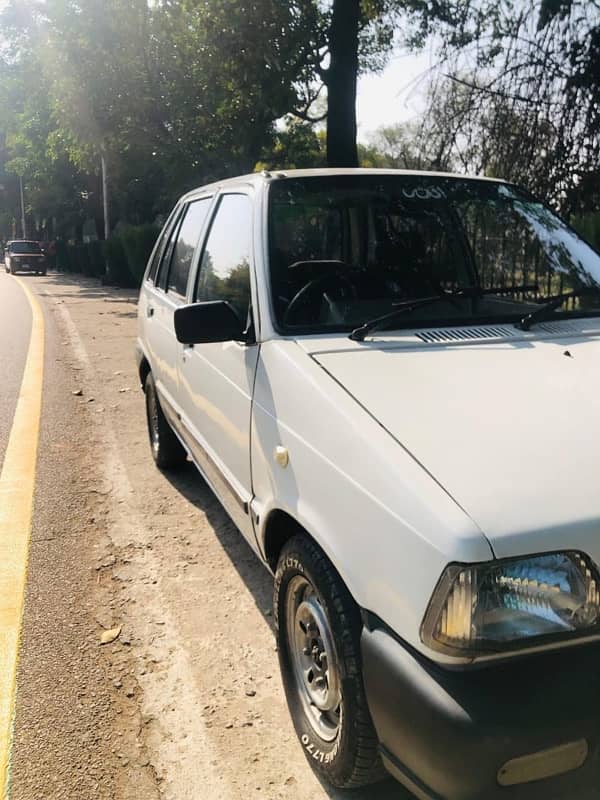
[146,306,154,318]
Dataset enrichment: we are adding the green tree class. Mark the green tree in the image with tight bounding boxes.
[420,0,600,213]
[0,38,90,239]
[147,0,318,188]
[358,121,435,169]
[258,117,326,170]
[1,0,322,230]
[290,0,477,167]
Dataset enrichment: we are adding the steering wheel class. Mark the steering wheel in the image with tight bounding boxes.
[283,272,357,326]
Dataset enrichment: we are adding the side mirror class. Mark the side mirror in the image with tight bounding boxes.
[174,300,245,344]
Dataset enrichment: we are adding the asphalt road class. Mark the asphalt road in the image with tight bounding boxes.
[0,274,31,472]
[1,271,156,800]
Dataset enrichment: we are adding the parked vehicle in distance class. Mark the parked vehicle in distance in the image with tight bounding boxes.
[136,168,600,799]
[4,239,47,275]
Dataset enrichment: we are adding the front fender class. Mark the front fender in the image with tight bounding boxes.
[250,340,492,661]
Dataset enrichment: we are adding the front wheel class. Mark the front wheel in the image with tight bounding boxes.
[274,535,384,789]
[144,372,187,470]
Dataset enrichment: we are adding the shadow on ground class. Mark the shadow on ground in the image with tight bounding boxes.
[163,461,413,800]
[33,271,140,304]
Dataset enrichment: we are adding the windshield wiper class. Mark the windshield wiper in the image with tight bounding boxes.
[349,284,538,342]
[350,295,450,341]
[517,288,599,331]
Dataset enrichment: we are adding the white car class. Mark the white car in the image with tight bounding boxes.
[136,169,600,799]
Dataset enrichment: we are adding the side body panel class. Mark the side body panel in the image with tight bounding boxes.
[139,283,182,405]
[176,339,259,543]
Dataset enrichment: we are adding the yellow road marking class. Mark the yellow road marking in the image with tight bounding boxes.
[0,278,45,799]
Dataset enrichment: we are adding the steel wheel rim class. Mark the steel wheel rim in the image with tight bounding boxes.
[286,575,342,742]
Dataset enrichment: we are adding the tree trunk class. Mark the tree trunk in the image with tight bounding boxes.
[326,0,360,167]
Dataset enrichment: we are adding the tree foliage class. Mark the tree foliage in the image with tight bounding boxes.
[258,118,326,170]
[358,122,449,169]
[0,0,320,237]
[419,0,600,212]
[1,0,598,245]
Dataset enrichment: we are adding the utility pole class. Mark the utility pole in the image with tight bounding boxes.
[101,153,110,280]
[101,153,109,240]
[19,175,26,238]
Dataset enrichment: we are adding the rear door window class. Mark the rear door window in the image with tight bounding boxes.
[166,198,212,297]
[147,206,183,284]
[156,207,184,290]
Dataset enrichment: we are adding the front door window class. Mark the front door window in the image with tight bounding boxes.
[195,194,252,324]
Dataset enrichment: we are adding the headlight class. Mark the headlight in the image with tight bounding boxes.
[421,551,600,657]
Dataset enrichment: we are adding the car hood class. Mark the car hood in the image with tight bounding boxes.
[308,327,600,559]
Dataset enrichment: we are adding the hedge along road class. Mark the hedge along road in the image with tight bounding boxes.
[0,276,44,799]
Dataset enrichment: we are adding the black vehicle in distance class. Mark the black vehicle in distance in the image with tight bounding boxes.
[4,240,47,275]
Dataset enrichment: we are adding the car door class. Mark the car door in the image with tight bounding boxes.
[177,192,259,543]
[141,197,213,416]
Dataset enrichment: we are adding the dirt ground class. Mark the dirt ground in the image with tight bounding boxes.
[17,273,409,800]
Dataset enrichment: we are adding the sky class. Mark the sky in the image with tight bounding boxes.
[356,49,433,141]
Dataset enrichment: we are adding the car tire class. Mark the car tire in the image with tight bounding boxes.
[144,372,187,470]
[274,535,385,789]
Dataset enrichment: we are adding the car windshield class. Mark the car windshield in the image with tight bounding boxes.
[10,241,41,254]
[268,175,600,334]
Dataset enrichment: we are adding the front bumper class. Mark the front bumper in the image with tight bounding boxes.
[10,259,45,272]
[362,627,600,799]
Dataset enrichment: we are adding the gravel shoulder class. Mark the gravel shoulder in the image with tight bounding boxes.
[13,272,409,800]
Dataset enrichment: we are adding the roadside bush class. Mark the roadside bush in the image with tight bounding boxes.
[55,238,70,271]
[61,241,104,277]
[104,236,130,286]
[68,244,90,274]
[119,224,158,286]
[55,224,158,287]
[85,240,105,278]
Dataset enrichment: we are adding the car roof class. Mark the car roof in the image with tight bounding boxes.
[181,167,507,203]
